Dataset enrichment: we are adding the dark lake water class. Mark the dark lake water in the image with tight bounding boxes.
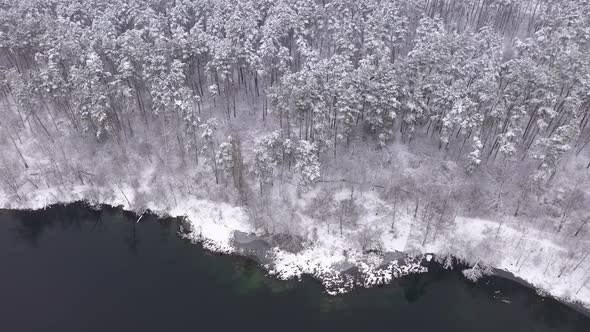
[1,203,589,332]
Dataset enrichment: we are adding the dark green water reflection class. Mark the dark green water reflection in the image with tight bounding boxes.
[0,203,588,332]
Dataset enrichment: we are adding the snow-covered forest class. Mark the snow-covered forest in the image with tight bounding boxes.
[1,0,590,308]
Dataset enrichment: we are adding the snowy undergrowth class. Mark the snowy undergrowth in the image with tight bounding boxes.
[1,182,589,309]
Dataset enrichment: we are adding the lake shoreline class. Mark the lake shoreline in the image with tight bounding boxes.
[491,268,590,318]
[2,200,589,319]
[3,203,590,332]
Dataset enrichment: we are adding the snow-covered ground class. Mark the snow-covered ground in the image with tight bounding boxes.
[2,181,589,310]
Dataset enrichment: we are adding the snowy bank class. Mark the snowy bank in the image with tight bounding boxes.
[1,184,589,311]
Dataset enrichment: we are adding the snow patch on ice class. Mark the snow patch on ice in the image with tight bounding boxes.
[173,199,253,253]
